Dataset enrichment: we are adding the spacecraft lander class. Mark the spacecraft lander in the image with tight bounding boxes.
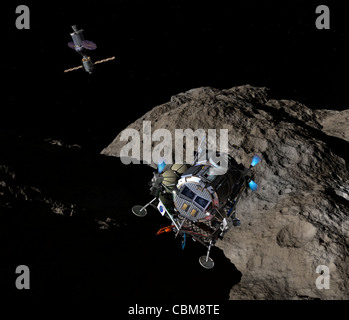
[132,138,261,269]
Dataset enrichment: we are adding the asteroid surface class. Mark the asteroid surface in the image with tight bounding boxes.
[102,85,349,300]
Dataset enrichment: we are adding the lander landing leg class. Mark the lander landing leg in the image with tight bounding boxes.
[199,240,215,269]
[132,198,157,217]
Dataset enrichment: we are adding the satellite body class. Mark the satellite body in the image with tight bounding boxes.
[65,25,114,74]
[67,25,96,74]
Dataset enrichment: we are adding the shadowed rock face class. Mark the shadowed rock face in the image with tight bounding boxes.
[102,85,349,300]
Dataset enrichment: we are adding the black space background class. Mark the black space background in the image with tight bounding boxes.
[1,0,349,152]
[0,0,349,304]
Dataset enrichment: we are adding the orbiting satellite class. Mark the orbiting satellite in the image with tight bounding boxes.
[64,25,115,74]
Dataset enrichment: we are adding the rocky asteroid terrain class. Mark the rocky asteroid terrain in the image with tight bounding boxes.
[102,85,349,300]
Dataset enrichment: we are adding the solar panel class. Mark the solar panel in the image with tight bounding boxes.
[82,40,97,50]
[67,41,76,49]
[68,40,96,51]
[67,41,84,52]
